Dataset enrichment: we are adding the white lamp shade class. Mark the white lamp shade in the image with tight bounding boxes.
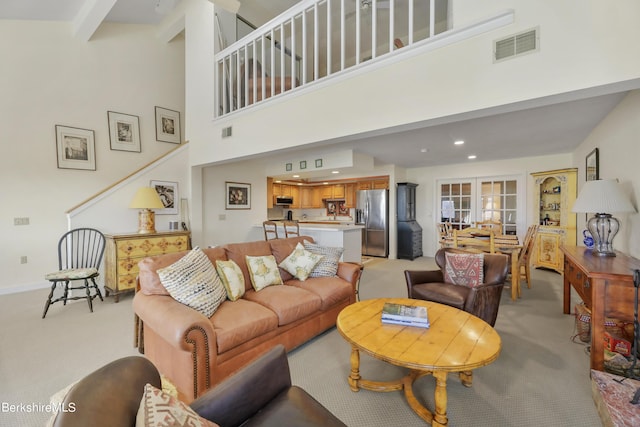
[572,179,635,214]
[129,187,165,209]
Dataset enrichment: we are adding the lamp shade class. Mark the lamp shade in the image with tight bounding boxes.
[571,179,635,214]
[129,187,164,209]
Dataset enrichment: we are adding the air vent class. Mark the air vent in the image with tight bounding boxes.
[222,126,232,138]
[494,28,539,62]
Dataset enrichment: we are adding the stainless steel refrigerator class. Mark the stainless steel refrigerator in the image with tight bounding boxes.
[355,189,389,257]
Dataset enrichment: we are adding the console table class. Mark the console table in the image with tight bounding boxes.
[561,246,640,370]
[104,231,191,302]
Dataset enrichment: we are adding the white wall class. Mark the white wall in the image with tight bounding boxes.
[572,90,640,258]
[0,21,185,293]
[188,0,640,168]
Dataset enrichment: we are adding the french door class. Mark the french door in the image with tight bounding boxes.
[438,175,523,237]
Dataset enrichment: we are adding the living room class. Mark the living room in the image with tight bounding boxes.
[1,0,640,425]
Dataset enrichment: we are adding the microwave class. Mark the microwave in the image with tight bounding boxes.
[274,196,294,205]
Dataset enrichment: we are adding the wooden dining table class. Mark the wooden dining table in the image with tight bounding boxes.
[440,233,523,301]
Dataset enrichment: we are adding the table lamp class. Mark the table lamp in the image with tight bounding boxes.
[571,179,636,256]
[130,187,165,234]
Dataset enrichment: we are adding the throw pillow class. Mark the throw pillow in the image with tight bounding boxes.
[303,240,343,277]
[279,242,324,281]
[215,260,245,301]
[246,255,283,291]
[443,252,484,288]
[157,247,227,317]
[136,383,219,427]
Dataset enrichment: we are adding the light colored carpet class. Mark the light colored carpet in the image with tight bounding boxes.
[0,258,602,426]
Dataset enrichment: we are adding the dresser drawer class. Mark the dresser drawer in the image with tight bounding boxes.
[116,235,189,258]
[565,262,591,306]
[116,274,137,291]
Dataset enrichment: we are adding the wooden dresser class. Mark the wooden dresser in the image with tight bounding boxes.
[104,231,191,302]
[561,245,640,370]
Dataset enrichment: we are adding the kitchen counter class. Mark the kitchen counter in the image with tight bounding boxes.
[255,222,363,262]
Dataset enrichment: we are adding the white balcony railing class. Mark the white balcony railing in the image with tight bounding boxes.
[214,0,450,117]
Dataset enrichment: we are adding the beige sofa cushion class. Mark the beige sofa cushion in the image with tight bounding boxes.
[211,299,279,353]
[269,236,315,281]
[223,241,273,292]
[243,286,321,326]
[286,276,354,311]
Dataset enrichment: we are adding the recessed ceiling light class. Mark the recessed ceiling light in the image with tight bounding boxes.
[275,180,282,183]
[323,182,329,185]
[420,148,428,153]
[468,155,477,159]
[293,174,300,178]
[454,140,465,145]
[332,170,340,174]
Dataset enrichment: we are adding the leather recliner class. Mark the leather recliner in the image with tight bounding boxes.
[52,345,346,427]
[404,248,509,327]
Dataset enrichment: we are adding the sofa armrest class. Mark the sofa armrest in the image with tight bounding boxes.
[191,345,292,427]
[53,357,160,427]
[337,262,361,288]
[404,270,444,297]
[133,292,216,354]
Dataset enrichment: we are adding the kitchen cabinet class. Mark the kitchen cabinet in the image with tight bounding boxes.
[318,184,345,200]
[104,231,191,302]
[332,184,345,198]
[290,185,301,208]
[531,168,577,273]
[357,179,389,191]
[300,187,322,208]
[345,183,356,208]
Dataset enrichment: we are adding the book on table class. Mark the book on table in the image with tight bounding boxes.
[381,302,430,328]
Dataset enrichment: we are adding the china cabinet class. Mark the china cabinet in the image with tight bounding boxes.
[530,168,577,273]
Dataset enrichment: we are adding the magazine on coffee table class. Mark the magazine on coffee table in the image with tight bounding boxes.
[381,302,430,328]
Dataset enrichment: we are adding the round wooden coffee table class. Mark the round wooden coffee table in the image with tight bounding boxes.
[336,298,501,426]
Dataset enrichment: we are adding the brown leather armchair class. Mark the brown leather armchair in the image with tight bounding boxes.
[52,345,345,427]
[404,248,509,326]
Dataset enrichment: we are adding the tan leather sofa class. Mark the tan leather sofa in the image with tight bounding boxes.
[133,236,360,402]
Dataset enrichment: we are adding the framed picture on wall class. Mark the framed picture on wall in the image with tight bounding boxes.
[108,111,141,152]
[226,182,251,210]
[155,106,181,144]
[150,180,178,214]
[586,148,599,181]
[55,125,96,171]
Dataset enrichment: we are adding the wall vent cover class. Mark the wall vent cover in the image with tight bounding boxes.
[494,28,539,62]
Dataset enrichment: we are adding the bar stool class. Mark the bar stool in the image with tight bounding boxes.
[263,221,279,240]
[283,220,299,238]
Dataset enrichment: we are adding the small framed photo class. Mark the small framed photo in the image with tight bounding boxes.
[300,160,307,170]
[108,111,141,152]
[150,180,178,214]
[285,163,292,172]
[55,125,96,171]
[226,182,251,210]
[315,159,323,168]
[155,106,181,144]
[586,148,599,181]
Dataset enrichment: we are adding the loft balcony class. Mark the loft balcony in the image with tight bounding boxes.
[215,0,453,117]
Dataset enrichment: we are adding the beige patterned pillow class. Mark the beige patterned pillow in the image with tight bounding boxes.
[279,242,324,281]
[303,241,343,277]
[136,383,219,427]
[215,260,245,301]
[246,255,283,291]
[157,247,227,317]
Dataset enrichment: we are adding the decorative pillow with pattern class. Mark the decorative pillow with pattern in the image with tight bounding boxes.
[215,260,245,301]
[157,247,227,317]
[136,383,219,427]
[279,242,324,281]
[246,255,283,291]
[303,241,343,277]
[444,252,484,288]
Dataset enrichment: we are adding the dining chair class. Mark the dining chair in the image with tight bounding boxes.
[283,220,300,238]
[263,221,279,240]
[453,227,496,254]
[438,222,453,241]
[43,228,106,318]
[516,225,539,288]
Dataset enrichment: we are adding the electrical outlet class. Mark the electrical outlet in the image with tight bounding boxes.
[20,256,27,264]
[14,217,30,226]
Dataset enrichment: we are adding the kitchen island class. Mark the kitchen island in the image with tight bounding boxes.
[256,222,363,263]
